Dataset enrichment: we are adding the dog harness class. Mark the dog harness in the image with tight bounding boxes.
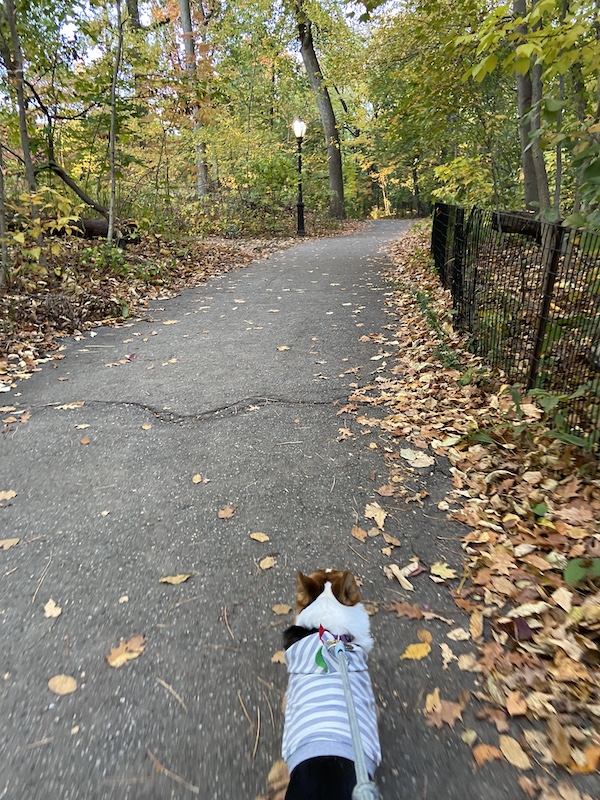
[282,628,381,777]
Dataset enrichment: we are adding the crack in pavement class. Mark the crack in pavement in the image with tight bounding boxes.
[29,394,351,424]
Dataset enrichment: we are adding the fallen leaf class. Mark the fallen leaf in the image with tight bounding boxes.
[382,533,401,547]
[79,437,91,445]
[570,744,600,773]
[472,743,503,766]
[506,690,528,717]
[365,502,387,529]
[162,320,179,325]
[375,484,396,497]
[0,538,19,550]
[499,735,532,769]
[401,631,432,660]
[470,610,484,641]
[159,574,191,585]
[106,635,147,668]
[271,650,285,664]
[141,424,152,430]
[0,490,17,502]
[272,604,292,615]
[259,556,275,570]
[75,424,90,429]
[447,627,470,641]
[423,687,466,728]
[48,674,77,695]
[351,526,368,542]
[44,599,62,618]
[386,600,423,619]
[440,642,457,669]
[218,505,236,519]
[400,448,435,468]
[430,561,457,581]
[192,474,203,484]
[250,532,269,543]
[56,402,85,410]
[119,595,129,604]
[462,729,478,747]
[277,346,290,351]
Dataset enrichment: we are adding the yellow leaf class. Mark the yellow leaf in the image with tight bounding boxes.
[250,532,269,543]
[469,610,484,641]
[430,562,457,580]
[424,687,441,713]
[163,320,179,325]
[106,635,147,668]
[277,346,290,351]
[44,599,62,618]
[141,424,152,430]
[192,474,203,484]
[260,556,275,570]
[159,574,191,585]
[48,674,77,695]
[271,650,285,664]
[272,604,292,615]
[365,502,387,529]
[401,641,431,660]
[499,735,532,770]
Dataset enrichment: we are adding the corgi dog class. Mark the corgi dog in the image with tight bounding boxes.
[281,569,381,800]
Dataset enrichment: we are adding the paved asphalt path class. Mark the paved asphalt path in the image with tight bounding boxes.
[2,221,525,799]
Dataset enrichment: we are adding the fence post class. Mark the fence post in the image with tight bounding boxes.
[527,224,565,390]
[452,206,465,327]
[432,203,450,288]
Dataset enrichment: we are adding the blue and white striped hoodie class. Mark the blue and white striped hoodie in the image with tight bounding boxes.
[282,628,381,777]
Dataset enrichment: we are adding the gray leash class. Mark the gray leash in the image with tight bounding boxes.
[333,641,382,800]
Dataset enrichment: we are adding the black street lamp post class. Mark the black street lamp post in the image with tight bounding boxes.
[292,118,307,236]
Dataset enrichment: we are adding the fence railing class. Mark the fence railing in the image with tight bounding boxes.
[431,202,600,441]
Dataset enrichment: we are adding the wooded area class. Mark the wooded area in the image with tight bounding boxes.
[0,0,599,290]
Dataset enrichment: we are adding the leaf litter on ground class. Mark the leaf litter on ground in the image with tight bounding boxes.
[341,223,600,790]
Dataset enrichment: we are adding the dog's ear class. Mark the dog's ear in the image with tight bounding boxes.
[296,571,319,609]
[339,570,361,605]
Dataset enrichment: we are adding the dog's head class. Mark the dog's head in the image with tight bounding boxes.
[295,569,361,612]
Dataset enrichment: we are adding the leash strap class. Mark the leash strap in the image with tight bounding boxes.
[332,641,383,800]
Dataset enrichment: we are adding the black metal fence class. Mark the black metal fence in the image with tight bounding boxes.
[431,202,600,441]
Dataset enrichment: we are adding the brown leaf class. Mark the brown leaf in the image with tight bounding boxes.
[271,650,285,664]
[218,505,236,519]
[351,526,368,542]
[570,744,600,774]
[79,437,91,445]
[472,743,503,766]
[48,674,77,695]
[250,532,269,543]
[424,688,466,728]
[159,574,191,585]
[0,490,17,502]
[375,484,395,497]
[386,601,423,620]
[547,716,571,767]
[106,635,147,668]
[382,533,401,547]
[272,604,292,615]
[506,690,528,717]
[259,556,275,570]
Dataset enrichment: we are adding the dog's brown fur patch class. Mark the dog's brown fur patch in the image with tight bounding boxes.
[295,569,361,612]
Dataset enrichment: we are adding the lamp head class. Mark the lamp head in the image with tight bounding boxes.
[292,118,307,140]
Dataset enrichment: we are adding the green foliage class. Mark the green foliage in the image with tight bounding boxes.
[563,557,600,587]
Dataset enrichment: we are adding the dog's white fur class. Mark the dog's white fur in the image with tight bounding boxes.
[294,581,374,653]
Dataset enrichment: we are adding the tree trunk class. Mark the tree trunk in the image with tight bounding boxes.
[0,142,9,288]
[37,163,109,219]
[126,0,141,27]
[296,7,345,218]
[108,0,124,245]
[179,0,209,197]
[513,0,550,212]
[3,0,45,260]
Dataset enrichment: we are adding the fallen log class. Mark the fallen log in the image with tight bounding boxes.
[492,210,542,243]
[73,217,139,243]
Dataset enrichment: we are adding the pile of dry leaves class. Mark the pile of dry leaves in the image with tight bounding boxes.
[347,224,599,794]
